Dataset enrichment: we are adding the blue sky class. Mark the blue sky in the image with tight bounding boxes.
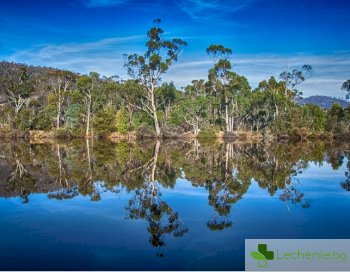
[1,0,350,97]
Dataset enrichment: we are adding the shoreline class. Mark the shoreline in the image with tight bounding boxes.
[0,129,349,143]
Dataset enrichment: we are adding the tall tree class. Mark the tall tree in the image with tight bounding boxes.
[77,72,101,137]
[47,70,75,129]
[124,19,187,136]
[206,44,233,132]
[279,64,312,99]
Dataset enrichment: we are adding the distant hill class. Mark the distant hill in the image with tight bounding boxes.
[298,95,349,109]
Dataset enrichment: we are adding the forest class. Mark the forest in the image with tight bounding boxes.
[1,20,350,141]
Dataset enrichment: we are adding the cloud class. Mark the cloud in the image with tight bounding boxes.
[83,0,128,8]
[6,36,350,99]
[175,0,259,21]
[163,53,350,98]
[8,35,145,76]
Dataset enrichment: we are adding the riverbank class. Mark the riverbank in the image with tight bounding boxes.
[0,129,349,143]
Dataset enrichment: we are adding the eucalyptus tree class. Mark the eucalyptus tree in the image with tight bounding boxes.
[124,19,187,136]
[257,76,286,121]
[206,44,233,132]
[184,79,206,97]
[0,66,34,117]
[119,79,143,127]
[77,72,102,137]
[156,82,179,122]
[226,72,252,131]
[47,70,76,129]
[171,96,209,135]
[279,64,312,99]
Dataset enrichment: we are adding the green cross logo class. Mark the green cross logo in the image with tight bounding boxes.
[250,244,274,268]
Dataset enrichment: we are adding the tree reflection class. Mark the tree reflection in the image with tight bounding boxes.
[279,180,310,210]
[0,139,349,252]
[125,141,188,256]
[340,157,350,192]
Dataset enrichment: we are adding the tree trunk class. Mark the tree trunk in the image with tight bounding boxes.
[150,140,160,183]
[57,89,61,129]
[86,138,92,182]
[86,95,92,138]
[274,97,279,120]
[150,86,161,137]
[225,96,229,132]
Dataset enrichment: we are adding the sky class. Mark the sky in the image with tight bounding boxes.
[0,0,350,98]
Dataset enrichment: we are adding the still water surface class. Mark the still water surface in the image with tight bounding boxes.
[0,139,349,270]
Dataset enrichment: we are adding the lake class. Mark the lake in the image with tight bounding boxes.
[0,139,349,270]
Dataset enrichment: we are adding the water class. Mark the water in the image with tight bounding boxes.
[0,139,349,270]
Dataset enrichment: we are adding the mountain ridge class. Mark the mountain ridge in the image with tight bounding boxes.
[298,95,349,109]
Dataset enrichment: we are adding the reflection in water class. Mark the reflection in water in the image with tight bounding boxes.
[0,139,350,256]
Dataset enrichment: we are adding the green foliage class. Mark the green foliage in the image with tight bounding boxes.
[116,107,130,134]
[16,108,34,131]
[65,104,84,130]
[198,127,219,138]
[53,128,72,139]
[303,104,325,131]
[0,57,347,140]
[325,103,344,132]
[124,19,187,136]
[93,105,117,137]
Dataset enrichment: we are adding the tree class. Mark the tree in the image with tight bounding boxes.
[77,72,101,137]
[47,70,75,129]
[124,19,187,136]
[256,76,285,122]
[0,66,34,116]
[302,104,325,132]
[226,72,252,131]
[279,64,312,99]
[94,104,117,137]
[184,79,206,97]
[171,96,208,135]
[325,103,344,132]
[119,79,143,128]
[206,44,233,132]
[156,82,179,122]
[342,80,350,100]
[116,107,130,134]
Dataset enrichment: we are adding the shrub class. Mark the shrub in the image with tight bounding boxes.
[198,127,219,138]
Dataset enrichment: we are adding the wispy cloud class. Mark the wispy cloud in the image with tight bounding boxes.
[175,0,259,21]
[164,53,350,98]
[7,35,145,76]
[6,36,350,99]
[82,0,128,8]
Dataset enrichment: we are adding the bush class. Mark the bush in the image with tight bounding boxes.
[198,127,219,138]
